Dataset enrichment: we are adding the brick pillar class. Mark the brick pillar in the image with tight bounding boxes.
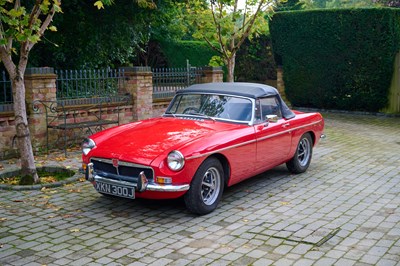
[201,67,224,83]
[25,67,57,152]
[120,67,153,121]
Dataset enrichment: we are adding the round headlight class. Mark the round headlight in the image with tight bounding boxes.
[82,138,96,155]
[167,150,185,171]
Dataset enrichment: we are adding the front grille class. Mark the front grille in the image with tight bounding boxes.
[91,157,154,183]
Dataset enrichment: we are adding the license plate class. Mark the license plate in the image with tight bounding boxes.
[95,181,135,199]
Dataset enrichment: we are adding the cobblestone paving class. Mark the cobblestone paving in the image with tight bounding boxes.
[0,113,399,266]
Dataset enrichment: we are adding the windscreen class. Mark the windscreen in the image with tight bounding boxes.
[166,94,253,122]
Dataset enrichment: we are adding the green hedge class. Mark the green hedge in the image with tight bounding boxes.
[270,8,400,112]
[159,40,219,67]
[235,35,277,82]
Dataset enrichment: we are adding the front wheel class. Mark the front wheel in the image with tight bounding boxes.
[184,158,224,215]
[286,133,313,174]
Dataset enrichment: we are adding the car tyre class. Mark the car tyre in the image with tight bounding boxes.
[184,157,224,215]
[286,133,313,174]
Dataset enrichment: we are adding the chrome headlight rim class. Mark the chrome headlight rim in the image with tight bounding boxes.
[82,138,96,155]
[167,150,185,171]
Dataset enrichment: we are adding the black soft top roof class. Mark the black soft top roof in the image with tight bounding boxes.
[177,82,279,99]
[177,82,296,120]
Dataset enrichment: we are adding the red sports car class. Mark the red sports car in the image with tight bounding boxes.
[82,83,324,214]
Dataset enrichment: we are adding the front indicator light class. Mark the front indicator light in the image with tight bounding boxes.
[167,150,185,171]
[156,176,172,184]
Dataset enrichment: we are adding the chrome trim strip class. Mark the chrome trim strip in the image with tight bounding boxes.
[91,157,155,178]
[257,120,322,142]
[186,119,323,160]
[91,157,153,169]
[94,176,190,192]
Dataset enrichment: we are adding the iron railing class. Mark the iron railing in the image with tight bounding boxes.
[0,71,13,112]
[55,68,125,100]
[152,66,202,99]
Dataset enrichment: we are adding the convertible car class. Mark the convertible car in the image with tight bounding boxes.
[82,83,324,214]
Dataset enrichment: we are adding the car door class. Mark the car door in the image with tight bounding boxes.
[254,96,292,171]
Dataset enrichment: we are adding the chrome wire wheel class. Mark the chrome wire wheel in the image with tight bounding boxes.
[201,167,221,205]
[184,157,224,215]
[297,137,311,167]
[286,133,313,174]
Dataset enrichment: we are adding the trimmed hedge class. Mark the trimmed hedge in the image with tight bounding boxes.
[270,8,400,112]
[159,40,219,67]
[235,35,277,82]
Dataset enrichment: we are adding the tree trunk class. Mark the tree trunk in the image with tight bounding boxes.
[12,77,39,183]
[226,53,236,82]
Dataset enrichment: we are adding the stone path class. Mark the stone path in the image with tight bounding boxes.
[0,112,399,265]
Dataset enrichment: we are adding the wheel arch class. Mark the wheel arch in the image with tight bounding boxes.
[307,130,316,146]
[207,153,230,187]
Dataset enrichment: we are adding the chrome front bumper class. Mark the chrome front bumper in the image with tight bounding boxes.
[85,163,189,193]
[94,175,190,192]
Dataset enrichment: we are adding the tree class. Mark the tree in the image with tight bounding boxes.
[28,0,183,69]
[183,0,278,82]
[0,0,112,184]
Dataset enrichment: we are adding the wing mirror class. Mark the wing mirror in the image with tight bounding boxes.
[266,115,278,123]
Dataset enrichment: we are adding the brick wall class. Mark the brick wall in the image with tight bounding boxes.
[0,66,224,159]
[0,114,17,158]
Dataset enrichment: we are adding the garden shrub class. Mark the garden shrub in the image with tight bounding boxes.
[269,8,400,112]
[235,35,277,82]
[159,40,219,67]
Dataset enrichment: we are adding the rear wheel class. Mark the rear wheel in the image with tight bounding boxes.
[184,158,224,215]
[286,133,313,174]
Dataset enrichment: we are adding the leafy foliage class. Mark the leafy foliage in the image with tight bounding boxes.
[181,0,277,81]
[159,40,219,67]
[270,8,400,112]
[29,0,184,69]
[235,35,277,81]
[298,0,379,9]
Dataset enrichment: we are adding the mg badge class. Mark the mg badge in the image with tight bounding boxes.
[112,158,119,168]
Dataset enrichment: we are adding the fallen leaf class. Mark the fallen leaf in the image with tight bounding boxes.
[55,157,66,162]
[280,201,290,205]
[0,164,4,170]
[12,200,24,203]
[63,214,73,218]
[0,244,3,248]
[0,218,7,222]
[70,228,80,233]
[78,177,86,182]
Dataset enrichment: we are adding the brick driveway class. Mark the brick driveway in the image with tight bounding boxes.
[0,113,399,266]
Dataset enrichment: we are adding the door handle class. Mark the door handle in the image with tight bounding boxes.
[282,123,290,128]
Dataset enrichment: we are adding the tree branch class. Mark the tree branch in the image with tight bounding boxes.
[26,5,57,52]
[210,1,228,59]
[233,0,266,53]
